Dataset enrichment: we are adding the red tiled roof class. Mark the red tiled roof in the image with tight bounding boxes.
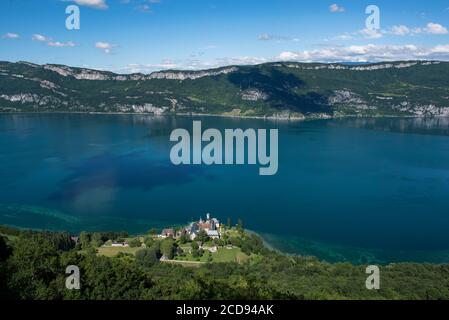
[198,223,211,230]
[161,228,175,236]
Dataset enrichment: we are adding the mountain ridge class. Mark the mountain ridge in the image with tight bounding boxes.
[7,59,443,78]
[1,60,449,119]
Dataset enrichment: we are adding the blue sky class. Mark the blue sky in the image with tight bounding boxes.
[1,0,449,73]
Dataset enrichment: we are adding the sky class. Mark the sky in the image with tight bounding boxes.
[1,0,449,73]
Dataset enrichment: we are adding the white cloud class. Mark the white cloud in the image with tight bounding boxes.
[389,25,411,36]
[430,44,449,54]
[32,34,49,42]
[115,44,449,74]
[122,60,177,73]
[279,51,301,60]
[278,43,449,63]
[95,41,115,53]
[388,23,447,36]
[32,34,77,47]
[258,33,271,41]
[258,34,300,42]
[333,22,448,42]
[333,33,353,41]
[424,22,448,34]
[68,0,108,9]
[149,61,177,69]
[116,56,270,73]
[214,56,269,67]
[48,41,76,47]
[2,33,20,39]
[333,28,383,42]
[358,28,383,39]
[329,4,345,13]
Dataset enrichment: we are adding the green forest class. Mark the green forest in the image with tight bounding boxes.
[1,224,448,300]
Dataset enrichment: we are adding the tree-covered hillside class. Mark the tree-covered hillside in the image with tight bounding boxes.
[1,225,449,300]
[1,60,448,119]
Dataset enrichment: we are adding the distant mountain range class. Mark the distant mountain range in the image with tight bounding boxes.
[1,60,449,119]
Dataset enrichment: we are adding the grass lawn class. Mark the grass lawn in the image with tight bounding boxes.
[175,247,251,264]
[212,248,249,263]
[225,229,242,238]
[161,260,204,268]
[97,246,141,257]
[97,245,250,264]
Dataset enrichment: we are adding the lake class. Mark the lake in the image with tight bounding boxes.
[1,113,449,264]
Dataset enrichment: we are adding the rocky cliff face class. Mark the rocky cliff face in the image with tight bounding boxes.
[147,67,239,80]
[42,64,239,81]
[280,61,440,71]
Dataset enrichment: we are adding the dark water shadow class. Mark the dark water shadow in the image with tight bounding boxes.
[48,151,206,202]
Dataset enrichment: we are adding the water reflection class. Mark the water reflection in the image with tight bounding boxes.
[333,117,449,136]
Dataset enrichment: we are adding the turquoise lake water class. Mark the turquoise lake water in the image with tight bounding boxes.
[1,113,449,264]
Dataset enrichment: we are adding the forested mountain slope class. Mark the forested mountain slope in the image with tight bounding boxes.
[1,60,448,119]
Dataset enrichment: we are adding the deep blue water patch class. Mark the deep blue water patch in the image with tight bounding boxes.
[49,151,206,202]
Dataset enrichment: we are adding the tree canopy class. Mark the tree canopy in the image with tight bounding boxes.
[1,226,449,300]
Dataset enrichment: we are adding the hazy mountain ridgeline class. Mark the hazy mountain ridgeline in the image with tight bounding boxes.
[1,60,449,119]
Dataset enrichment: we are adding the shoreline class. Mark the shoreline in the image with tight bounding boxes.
[2,110,449,122]
[244,229,284,254]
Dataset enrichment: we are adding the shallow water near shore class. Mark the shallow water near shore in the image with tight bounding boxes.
[1,113,449,264]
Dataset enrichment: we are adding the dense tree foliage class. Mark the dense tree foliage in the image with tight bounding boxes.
[128,238,141,248]
[196,230,209,244]
[1,226,449,300]
[0,235,11,262]
[178,234,189,244]
[136,248,159,269]
[237,219,244,234]
[160,238,176,260]
[78,231,129,250]
[191,241,202,258]
[144,236,155,247]
[0,235,12,299]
